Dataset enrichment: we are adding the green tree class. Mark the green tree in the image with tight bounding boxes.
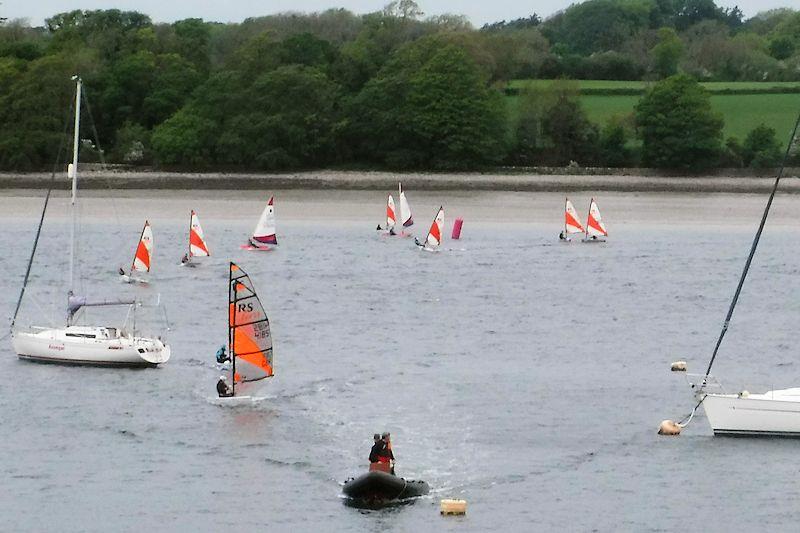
[540,83,599,166]
[650,27,683,78]
[151,107,216,165]
[635,74,723,169]
[599,119,633,167]
[742,124,782,168]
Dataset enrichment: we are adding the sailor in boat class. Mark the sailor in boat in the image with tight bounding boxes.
[369,433,384,464]
[118,267,125,276]
[215,345,230,364]
[216,375,233,397]
[376,224,382,231]
[180,253,189,265]
[377,432,395,474]
[559,231,567,241]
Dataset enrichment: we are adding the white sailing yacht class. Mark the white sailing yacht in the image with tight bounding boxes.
[181,210,210,266]
[10,76,170,367]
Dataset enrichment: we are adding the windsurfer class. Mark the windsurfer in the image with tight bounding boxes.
[216,345,230,364]
[216,375,233,397]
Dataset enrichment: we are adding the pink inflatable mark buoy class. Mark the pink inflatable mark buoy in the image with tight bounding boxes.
[451,218,463,240]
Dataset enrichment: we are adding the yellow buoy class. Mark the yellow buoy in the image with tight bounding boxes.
[658,419,681,435]
[441,499,467,515]
[670,361,687,372]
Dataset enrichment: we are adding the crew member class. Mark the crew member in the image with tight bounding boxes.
[216,375,233,397]
[378,432,395,474]
[118,267,125,276]
[369,433,384,463]
[559,231,566,240]
[216,345,230,364]
[376,224,382,231]
[181,253,189,264]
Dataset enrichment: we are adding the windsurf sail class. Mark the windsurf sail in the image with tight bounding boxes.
[251,196,277,246]
[565,198,584,234]
[228,262,274,394]
[386,194,396,230]
[423,206,444,249]
[399,183,413,227]
[586,198,608,237]
[130,221,153,273]
[189,210,210,257]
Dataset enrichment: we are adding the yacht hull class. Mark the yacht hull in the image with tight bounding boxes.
[702,391,800,437]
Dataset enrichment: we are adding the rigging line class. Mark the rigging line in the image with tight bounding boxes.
[704,111,800,380]
[11,97,76,330]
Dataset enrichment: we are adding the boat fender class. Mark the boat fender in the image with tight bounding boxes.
[658,419,681,436]
[738,390,749,398]
[670,361,687,372]
[441,499,467,515]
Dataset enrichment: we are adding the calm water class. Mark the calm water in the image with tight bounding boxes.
[3,190,800,532]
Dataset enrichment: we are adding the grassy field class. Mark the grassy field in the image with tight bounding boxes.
[506,80,800,145]
[508,79,800,93]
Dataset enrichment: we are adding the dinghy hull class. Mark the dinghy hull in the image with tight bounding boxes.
[342,471,429,503]
[703,390,800,437]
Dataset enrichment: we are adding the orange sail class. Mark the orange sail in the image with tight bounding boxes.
[189,210,210,257]
[228,262,273,392]
[564,198,584,234]
[586,198,608,237]
[131,221,153,272]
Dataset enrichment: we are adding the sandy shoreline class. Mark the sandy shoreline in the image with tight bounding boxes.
[1,169,799,193]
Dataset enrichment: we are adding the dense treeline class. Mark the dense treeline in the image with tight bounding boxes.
[0,0,798,171]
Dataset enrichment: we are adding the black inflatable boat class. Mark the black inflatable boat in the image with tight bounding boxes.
[342,471,429,503]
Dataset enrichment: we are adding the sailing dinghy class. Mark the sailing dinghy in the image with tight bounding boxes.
[216,262,274,402]
[181,210,210,266]
[415,206,444,252]
[11,77,170,367]
[581,198,608,243]
[120,220,153,283]
[242,196,277,251]
[377,194,397,236]
[398,183,414,237]
[559,198,584,242]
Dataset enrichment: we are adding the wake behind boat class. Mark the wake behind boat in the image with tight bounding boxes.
[11,76,170,367]
[242,196,277,251]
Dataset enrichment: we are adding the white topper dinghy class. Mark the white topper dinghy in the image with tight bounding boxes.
[377,194,397,236]
[216,262,274,402]
[398,182,414,237]
[242,196,277,251]
[415,206,444,252]
[11,77,170,367]
[559,198,584,242]
[582,198,608,243]
[121,221,153,283]
[181,210,210,266]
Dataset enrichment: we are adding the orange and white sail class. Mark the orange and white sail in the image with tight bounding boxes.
[586,198,608,237]
[228,262,273,393]
[565,198,584,234]
[424,206,444,249]
[399,182,413,227]
[189,210,210,257]
[130,221,153,273]
[251,196,277,246]
[386,194,396,230]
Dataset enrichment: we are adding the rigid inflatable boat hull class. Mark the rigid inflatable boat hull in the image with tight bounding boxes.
[342,471,429,503]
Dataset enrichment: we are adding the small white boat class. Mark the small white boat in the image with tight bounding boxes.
[377,194,398,236]
[559,197,584,242]
[581,198,608,243]
[702,387,800,437]
[11,76,170,367]
[242,196,277,251]
[120,220,153,283]
[415,206,444,252]
[181,210,210,266]
[398,182,414,237]
[216,262,274,401]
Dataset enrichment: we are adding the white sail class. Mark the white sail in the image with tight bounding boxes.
[565,198,584,234]
[131,221,153,273]
[251,196,277,245]
[424,206,444,248]
[399,183,413,227]
[586,198,608,237]
[189,210,210,257]
[386,194,396,230]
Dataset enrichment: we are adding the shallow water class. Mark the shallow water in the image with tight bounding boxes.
[3,189,800,532]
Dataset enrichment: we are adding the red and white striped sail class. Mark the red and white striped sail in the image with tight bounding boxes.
[586,198,608,237]
[565,198,584,234]
[386,194,396,230]
[229,262,273,391]
[399,182,413,227]
[189,210,210,257]
[131,221,153,273]
[424,206,444,248]
[251,196,277,246]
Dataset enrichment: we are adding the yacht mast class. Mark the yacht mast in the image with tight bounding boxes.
[68,76,81,297]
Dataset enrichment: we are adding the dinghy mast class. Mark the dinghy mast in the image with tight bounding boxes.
[703,112,800,381]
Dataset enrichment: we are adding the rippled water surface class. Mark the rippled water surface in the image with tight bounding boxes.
[3,189,800,532]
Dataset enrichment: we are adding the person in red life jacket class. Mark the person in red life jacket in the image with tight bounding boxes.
[378,432,395,474]
[369,434,384,463]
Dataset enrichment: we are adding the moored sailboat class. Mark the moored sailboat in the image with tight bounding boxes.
[559,197,584,242]
[120,220,153,283]
[415,206,444,252]
[10,76,170,367]
[216,262,274,402]
[581,198,608,243]
[242,196,277,251]
[181,210,210,266]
